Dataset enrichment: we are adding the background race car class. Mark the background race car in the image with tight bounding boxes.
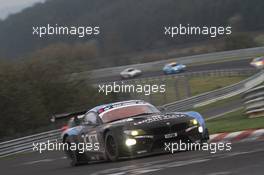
[250,57,264,69]
[62,100,209,166]
[163,62,187,74]
[120,68,142,79]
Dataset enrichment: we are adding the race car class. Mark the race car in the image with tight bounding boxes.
[163,62,187,74]
[250,57,264,69]
[120,68,142,79]
[62,100,209,166]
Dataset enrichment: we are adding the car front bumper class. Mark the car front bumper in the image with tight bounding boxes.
[119,126,206,157]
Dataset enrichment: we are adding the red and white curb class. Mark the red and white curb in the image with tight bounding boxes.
[209,129,264,143]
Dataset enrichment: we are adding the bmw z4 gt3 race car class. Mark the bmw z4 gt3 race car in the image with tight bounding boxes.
[61,100,209,166]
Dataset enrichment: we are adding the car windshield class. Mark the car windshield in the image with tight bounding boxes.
[254,57,263,62]
[257,57,263,61]
[100,104,160,123]
[124,68,134,72]
[127,68,134,72]
[168,63,178,67]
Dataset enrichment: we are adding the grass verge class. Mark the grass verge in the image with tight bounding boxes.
[150,75,248,106]
[206,109,264,134]
[194,95,242,114]
[188,76,247,96]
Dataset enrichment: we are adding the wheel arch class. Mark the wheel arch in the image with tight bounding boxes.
[62,134,69,143]
[103,128,110,140]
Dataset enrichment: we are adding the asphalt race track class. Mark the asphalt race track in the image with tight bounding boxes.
[95,59,252,83]
[1,140,263,175]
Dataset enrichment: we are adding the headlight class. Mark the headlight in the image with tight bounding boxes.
[125,138,137,146]
[190,119,198,126]
[198,126,203,133]
[124,129,145,136]
[255,62,263,66]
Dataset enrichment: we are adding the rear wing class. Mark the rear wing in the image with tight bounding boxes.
[50,110,87,123]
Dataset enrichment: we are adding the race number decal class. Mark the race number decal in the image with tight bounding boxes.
[88,134,98,144]
[82,133,98,144]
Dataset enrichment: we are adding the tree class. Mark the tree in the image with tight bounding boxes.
[224,34,258,50]
[0,57,113,140]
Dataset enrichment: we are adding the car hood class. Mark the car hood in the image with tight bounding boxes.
[106,113,194,132]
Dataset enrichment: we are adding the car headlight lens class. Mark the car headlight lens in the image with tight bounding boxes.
[190,119,198,125]
[131,130,139,136]
[124,129,145,136]
[255,62,263,66]
[198,126,203,133]
[125,138,137,146]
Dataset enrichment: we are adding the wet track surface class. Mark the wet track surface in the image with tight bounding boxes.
[1,141,263,175]
[95,59,252,83]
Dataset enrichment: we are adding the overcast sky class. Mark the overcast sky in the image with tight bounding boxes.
[0,0,46,19]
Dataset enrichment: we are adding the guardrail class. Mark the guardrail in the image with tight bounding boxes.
[0,70,263,158]
[96,68,257,106]
[243,85,264,118]
[0,129,61,158]
[161,70,264,112]
[98,68,256,86]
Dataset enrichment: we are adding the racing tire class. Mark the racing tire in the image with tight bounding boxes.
[105,132,120,161]
[65,137,88,166]
[201,128,210,143]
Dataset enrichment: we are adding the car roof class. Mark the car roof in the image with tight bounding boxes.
[88,100,148,114]
[166,62,179,66]
[124,67,135,71]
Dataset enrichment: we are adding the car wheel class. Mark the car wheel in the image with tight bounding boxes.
[65,137,88,166]
[200,128,209,143]
[105,132,120,161]
[203,128,210,141]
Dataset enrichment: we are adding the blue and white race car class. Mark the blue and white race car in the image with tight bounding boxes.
[61,100,209,166]
[163,62,186,74]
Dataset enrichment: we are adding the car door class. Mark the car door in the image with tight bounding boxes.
[80,112,104,155]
